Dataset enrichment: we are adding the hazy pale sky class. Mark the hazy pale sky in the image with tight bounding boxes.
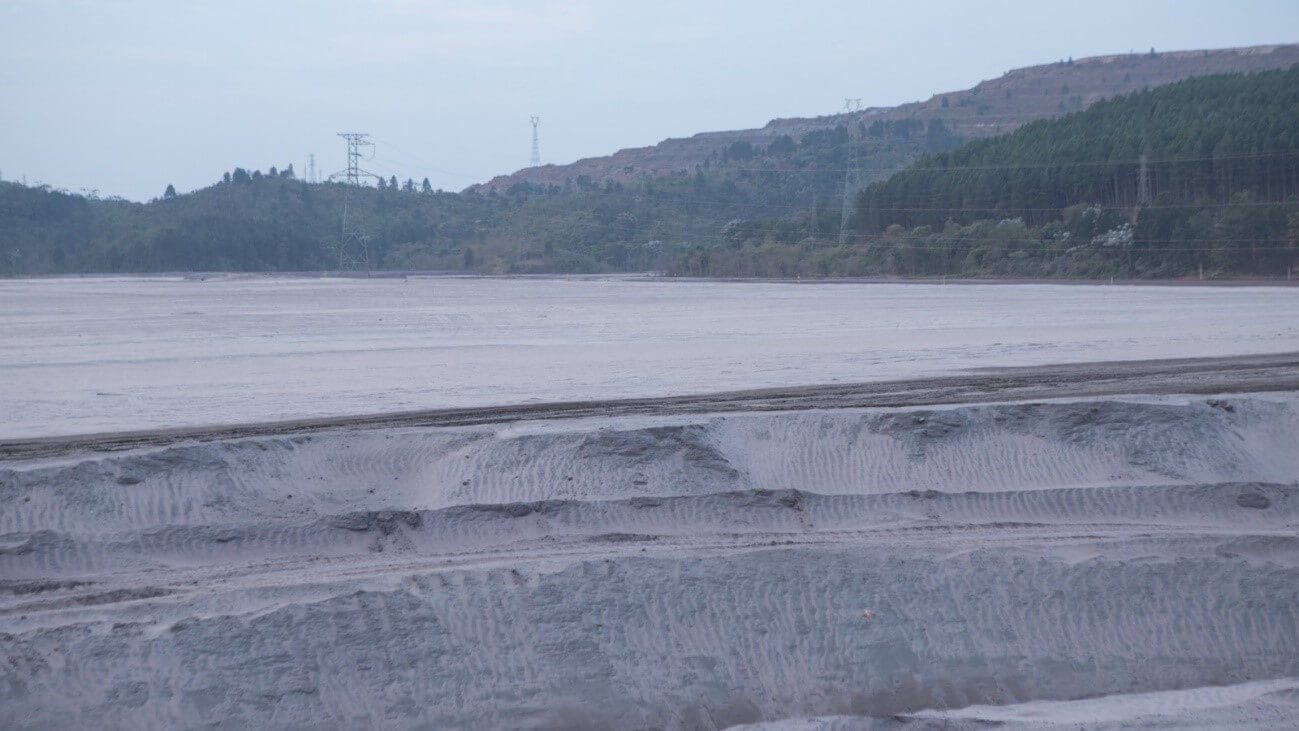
[2,0,1296,201]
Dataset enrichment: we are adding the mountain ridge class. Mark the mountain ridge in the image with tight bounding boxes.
[469,43,1299,193]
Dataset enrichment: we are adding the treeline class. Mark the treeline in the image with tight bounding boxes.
[688,68,1299,278]
[0,175,516,274]
[0,119,943,276]
[851,68,1299,277]
[6,69,1298,279]
[860,68,1299,222]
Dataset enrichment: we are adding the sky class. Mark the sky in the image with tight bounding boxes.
[1,0,1296,201]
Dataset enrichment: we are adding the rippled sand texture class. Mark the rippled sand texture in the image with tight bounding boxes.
[2,394,1297,729]
[3,276,1299,438]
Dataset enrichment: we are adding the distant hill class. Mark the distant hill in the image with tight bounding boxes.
[2,44,1297,279]
[686,67,1299,279]
[470,44,1299,193]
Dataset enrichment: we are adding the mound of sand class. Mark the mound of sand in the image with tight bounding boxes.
[2,394,1297,729]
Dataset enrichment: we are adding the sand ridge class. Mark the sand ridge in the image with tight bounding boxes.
[2,390,1298,728]
[5,351,1299,460]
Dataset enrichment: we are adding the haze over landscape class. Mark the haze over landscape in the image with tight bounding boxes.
[1,0,1297,200]
[3,3,1299,730]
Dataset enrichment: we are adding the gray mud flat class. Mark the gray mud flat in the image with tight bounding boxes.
[5,351,1299,460]
[5,276,1299,440]
[3,389,1299,729]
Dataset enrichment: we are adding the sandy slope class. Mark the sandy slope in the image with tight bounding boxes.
[6,351,1299,460]
[2,384,1298,729]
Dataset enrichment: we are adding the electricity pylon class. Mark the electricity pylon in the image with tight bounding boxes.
[838,98,863,244]
[327,133,381,273]
[1137,153,1151,206]
[334,133,378,186]
[530,116,541,167]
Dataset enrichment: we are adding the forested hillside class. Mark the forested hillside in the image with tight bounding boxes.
[474,44,1299,193]
[0,119,952,276]
[2,64,1297,279]
[693,68,1299,278]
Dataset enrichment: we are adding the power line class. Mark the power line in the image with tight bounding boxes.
[706,148,1299,175]
[368,140,477,180]
[355,140,1299,228]
[310,133,1297,268]
[1137,153,1151,206]
[309,173,1298,219]
[573,193,1299,216]
[765,101,1293,126]
[644,232,1299,251]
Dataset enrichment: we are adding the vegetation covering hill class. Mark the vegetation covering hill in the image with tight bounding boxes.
[693,67,1299,278]
[472,44,1299,193]
[1,47,1297,279]
[0,118,956,275]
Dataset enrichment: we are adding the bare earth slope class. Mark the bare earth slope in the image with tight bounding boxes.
[470,44,1299,192]
[2,354,1298,729]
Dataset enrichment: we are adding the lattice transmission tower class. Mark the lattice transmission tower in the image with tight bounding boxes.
[530,116,541,167]
[838,98,863,245]
[1137,153,1151,206]
[334,133,379,186]
[326,133,381,273]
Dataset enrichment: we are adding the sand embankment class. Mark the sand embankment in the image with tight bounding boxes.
[2,361,1298,728]
[5,352,1299,460]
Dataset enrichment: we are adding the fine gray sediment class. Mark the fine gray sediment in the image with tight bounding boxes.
[4,351,1299,460]
[2,391,1298,729]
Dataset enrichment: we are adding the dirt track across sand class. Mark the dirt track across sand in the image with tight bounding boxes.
[5,351,1298,460]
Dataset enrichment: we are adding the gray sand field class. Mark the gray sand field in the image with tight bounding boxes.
[2,278,1298,729]
[3,275,1299,439]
